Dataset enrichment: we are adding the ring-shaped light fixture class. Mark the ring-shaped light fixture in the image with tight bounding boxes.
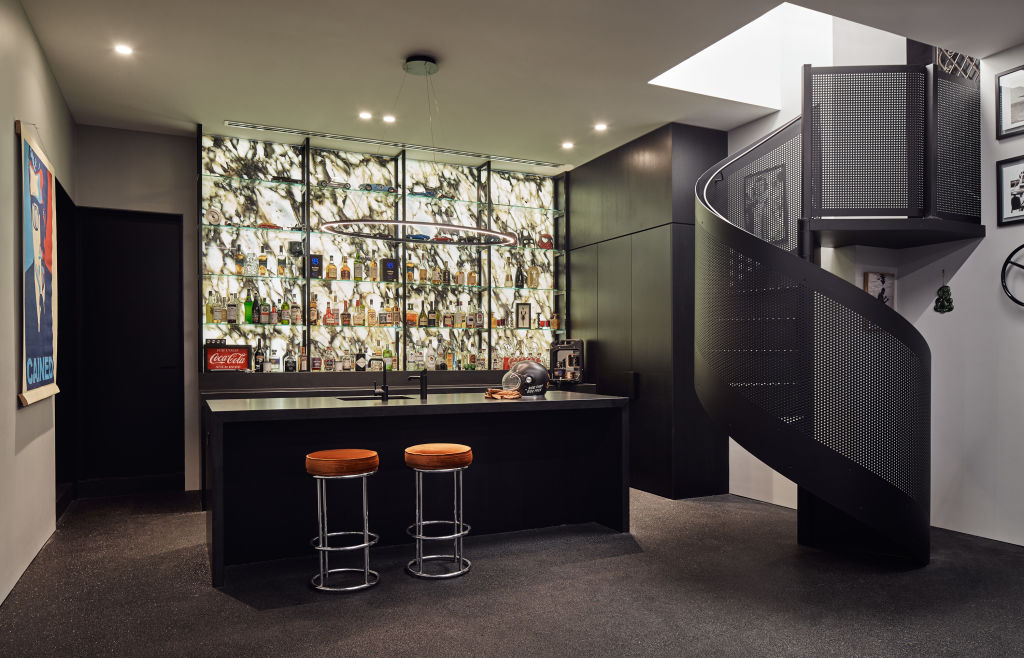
[321,219,518,247]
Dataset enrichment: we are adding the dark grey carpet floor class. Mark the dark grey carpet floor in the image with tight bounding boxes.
[2,489,1024,657]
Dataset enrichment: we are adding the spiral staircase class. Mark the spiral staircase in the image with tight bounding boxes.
[693,63,979,564]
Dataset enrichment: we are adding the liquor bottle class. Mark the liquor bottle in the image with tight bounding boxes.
[326,255,337,279]
[515,260,526,289]
[369,258,379,282]
[341,301,352,327]
[427,304,438,328]
[368,344,384,372]
[455,267,465,285]
[418,302,429,327]
[309,294,319,326]
[425,343,437,370]
[406,303,418,327]
[205,291,215,323]
[244,250,259,277]
[467,350,477,371]
[476,306,485,330]
[431,264,442,285]
[353,298,365,326]
[383,343,394,371]
[340,257,351,280]
[270,349,281,372]
[391,301,401,327]
[406,260,415,283]
[277,245,287,276]
[466,303,475,329]
[378,300,388,327]
[299,346,308,371]
[467,269,478,286]
[291,297,303,326]
[367,299,377,327]
[419,262,428,282]
[344,352,355,372]
[280,297,290,325]
[226,293,239,323]
[258,248,268,276]
[353,253,364,282]
[527,264,540,289]
[234,243,245,275]
[323,349,336,372]
[445,344,455,371]
[311,346,322,372]
[323,299,334,326]
[247,290,258,324]
[254,339,265,373]
[442,267,451,285]
[260,296,271,324]
[442,306,454,328]
[270,300,280,324]
[455,302,466,328]
[504,258,514,287]
[284,348,297,372]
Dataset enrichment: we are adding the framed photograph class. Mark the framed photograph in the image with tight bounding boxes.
[515,302,532,329]
[743,164,788,245]
[996,65,1024,140]
[863,272,896,309]
[996,155,1024,226]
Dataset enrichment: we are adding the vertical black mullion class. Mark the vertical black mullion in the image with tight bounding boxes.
[560,171,570,337]
[303,137,311,371]
[398,150,406,371]
[800,64,815,260]
[924,64,937,219]
[485,161,493,370]
[196,124,204,374]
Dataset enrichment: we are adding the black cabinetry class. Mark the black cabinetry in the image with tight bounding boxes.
[569,123,727,498]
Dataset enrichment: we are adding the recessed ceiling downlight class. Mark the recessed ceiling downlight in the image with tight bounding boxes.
[114,44,133,56]
[561,141,574,149]
[382,114,396,124]
[594,123,607,132]
[359,111,372,120]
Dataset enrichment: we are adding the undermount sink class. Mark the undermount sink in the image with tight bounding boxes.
[336,395,413,401]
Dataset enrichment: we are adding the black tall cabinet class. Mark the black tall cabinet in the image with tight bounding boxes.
[569,123,728,498]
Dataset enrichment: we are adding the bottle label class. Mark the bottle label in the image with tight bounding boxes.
[285,359,297,372]
[384,356,393,370]
[292,308,302,325]
[355,355,366,369]
[354,263,364,279]
[270,311,278,324]
[311,357,322,371]
[226,304,238,322]
[324,357,335,372]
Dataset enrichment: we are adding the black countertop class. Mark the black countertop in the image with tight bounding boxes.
[205,390,627,422]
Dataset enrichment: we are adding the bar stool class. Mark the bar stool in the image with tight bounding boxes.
[305,448,380,592]
[404,443,473,579]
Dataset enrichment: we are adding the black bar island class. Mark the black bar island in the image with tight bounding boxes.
[203,390,629,586]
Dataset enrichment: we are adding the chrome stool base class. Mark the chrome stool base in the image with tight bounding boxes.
[409,466,470,580]
[310,471,378,593]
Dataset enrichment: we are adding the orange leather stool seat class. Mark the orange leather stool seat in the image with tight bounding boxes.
[404,443,473,470]
[306,449,379,477]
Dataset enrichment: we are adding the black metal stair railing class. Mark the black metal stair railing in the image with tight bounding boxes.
[694,113,931,564]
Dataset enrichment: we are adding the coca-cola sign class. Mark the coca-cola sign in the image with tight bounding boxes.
[205,345,251,372]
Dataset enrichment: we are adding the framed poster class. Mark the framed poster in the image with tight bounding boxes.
[863,272,896,309]
[17,121,59,406]
[515,302,532,329]
[743,164,788,245]
[996,155,1024,226]
[996,65,1024,140]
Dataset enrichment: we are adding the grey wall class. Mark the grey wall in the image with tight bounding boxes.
[73,125,199,490]
[0,0,75,604]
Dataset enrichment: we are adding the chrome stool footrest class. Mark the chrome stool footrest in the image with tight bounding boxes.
[311,567,380,592]
[405,520,470,541]
[406,555,472,579]
[311,530,380,551]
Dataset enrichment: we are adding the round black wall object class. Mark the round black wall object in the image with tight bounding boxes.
[403,55,439,76]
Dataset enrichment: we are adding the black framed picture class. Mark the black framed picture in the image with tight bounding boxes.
[515,302,532,329]
[996,65,1024,140]
[743,164,788,245]
[996,155,1024,226]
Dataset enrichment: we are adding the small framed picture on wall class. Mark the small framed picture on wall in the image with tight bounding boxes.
[863,272,896,309]
[996,65,1024,140]
[996,155,1024,226]
[515,302,532,329]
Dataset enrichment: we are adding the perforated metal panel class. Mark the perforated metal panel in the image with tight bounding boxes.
[935,74,981,220]
[806,67,927,217]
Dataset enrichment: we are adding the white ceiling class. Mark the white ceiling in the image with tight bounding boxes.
[21,0,1023,171]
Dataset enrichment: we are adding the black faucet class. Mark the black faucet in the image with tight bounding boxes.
[372,368,389,402]
[408,369,428,400]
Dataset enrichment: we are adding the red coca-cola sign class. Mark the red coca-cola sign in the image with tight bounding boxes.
[205,345,251,371]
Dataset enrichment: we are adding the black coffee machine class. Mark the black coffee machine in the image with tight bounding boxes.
[549,339,584,388]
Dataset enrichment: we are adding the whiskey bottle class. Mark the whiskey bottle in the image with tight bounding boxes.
[284,348,297,372]
[454,302,466,328]
[442,267,451,285]
[406,303,418,327]
[323,349,336,372]
[431,264,442,285]
[444,343,455,370]
[326,255,338,280]
[277,245,287,276]
[406,260,415,282]
[504,258,514,287]
[323,299,334,326]
[353,298,365,326]
[291,297,303,326]
[418,302,429,327]
[340,257,351,280]
[260,296,271,324]
[466,304,476,329]
[309,294,319,326]
[442,306,454,328]
[455,267,465,285]
[368,344,384,372]
[476,306,485,330]
[345,352,357,371]
[467,269,478,286]
[369,258,379,282]
[419,261,428,282]
[280,297,290,326]
[270,299,279,324]
[254,339,265,372]
[367,299,377,327]
[378,300,388,327]
[299,345,308,371]
[234,242,245,275]
[258,248,268,276]
[311,347,322,372]
[341,301,352,327]
[353,253,364,282]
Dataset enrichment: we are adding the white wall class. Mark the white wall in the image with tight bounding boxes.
[727,19,906,509]
[74,125,199,490]
[0,0,75,605]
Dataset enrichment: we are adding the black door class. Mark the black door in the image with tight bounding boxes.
[72,207,184,495]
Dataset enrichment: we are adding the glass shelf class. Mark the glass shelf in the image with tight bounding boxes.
[202,223,305,235]
[311,324,401,331]
[407,326,487,331]
[491,286,563,293]
[311,229,400,242]
[314,279,401,287]
[406,193,487,208]
[492,327,565,332]
[202,273,306,282]
[202,173,305,188]
[204,322,306,328]
[311,182,401,200]
[491,244,565,255]
[492,201,561,213]
[407,282,487,290]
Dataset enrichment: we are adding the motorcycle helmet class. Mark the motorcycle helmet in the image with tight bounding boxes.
[501,360,549,397]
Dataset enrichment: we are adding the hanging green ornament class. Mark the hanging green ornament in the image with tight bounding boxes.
[934,269,953,313]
